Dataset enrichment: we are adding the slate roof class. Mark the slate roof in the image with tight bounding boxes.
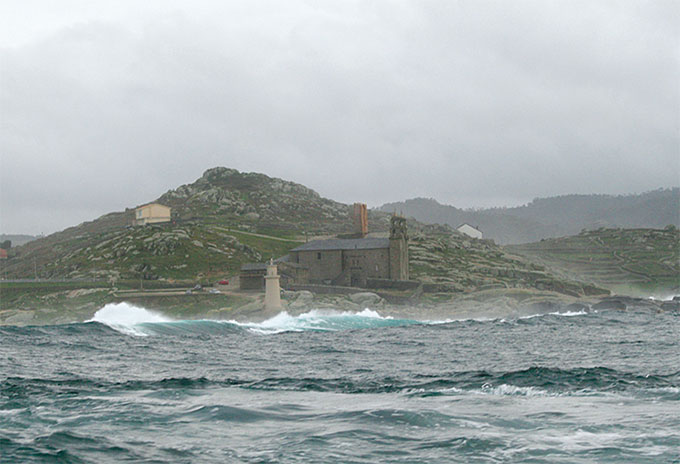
[240,262,268,271]
[291,237,389,252]
[457,223,481,232]
[241,256,290,271]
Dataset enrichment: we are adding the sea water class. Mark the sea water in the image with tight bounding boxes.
[1,302,678,463]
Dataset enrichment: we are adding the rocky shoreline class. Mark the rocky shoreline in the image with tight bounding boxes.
[228,289,680,323]
[4,284,677,327]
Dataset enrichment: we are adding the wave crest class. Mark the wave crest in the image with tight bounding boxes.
[84,303,598,337]
[89,303,171,336]
[88,304,422,336]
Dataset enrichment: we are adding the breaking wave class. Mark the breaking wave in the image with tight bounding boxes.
[2,301,678,463]
[84,303,597,337]
[87,304,424,336]
[88,302,172,336]
[233,308,422,334]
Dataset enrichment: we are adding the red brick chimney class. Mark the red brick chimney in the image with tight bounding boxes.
[353,203,368,237]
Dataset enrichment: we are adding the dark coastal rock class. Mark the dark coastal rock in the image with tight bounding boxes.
[564,302,589,312]
[661,300,680,311]
[592,299,627,311]
[592,296,668,311]
[525,301,562,313]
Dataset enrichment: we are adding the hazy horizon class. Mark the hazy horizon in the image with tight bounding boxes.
[1,173,677,236]
[1,1,678,235]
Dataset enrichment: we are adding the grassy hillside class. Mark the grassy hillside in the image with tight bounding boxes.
[1,167,610,302]
[410,224,606,297]
[506,227,680,294]
[156,167,363,235]
[0,222,307,283]
[0,167,371,282]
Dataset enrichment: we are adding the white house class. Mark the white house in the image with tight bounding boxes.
[457,223,483,239]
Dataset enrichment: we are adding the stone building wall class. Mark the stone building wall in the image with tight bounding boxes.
[285,215,409,287]
[290,247,391,286]
[240,271,265,290]
[291,249,343,284]
[341,248,390,286]
[389,216,409,280]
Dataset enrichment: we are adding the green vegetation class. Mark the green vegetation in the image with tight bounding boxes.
[215,228,303,261]
[409,225,607,297]
[0,285,114,325]
[507,227,679,294]
[0,167,358,284]
[2,167,675,323]
[0,282,255,325]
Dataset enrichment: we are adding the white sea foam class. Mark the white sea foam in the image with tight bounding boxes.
[88,303,592,337]
[539,430,625,452]
[431,383,551,397]
[424,316,498,325]
[648,293,679,301]
[513,309,590,321]
[479,384,549,397]
[229,308,398,334]
[88,305,413,336]
[89,302,172,336]
[434,384,624,398]
[549,309,589,317]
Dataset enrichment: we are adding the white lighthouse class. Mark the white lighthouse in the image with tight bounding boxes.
[264,258,282,311]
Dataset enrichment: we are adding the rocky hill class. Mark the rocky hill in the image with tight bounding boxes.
[156,167,358,234]
[1,167,612,300]
[0,167,368,282]
[0,234,38,248]
[507,227,680,295]
[380,189,680,244]
[408,224,606,298]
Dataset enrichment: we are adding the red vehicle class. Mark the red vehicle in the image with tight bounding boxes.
[217,280,229,285]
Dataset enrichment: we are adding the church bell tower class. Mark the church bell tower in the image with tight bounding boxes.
[389,214,409,280]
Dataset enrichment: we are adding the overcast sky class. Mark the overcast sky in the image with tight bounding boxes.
[1,0,678,235]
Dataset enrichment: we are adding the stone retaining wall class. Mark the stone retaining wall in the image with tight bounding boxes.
[285,284,362,295]
[365,278,420,291]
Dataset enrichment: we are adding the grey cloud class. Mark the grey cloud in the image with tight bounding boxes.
[0,0,678,234]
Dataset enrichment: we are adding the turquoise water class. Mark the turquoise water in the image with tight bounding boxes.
[1,303,679,463]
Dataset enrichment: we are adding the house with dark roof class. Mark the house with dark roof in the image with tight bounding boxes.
[239,258,309,290]
[238,209,409,290]
[287,215,409,287]
[239,262,269,290]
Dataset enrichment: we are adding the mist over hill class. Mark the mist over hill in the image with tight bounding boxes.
[379,189,680,244]
[0,234,38,248]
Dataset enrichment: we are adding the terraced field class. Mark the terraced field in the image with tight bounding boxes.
[408,225,607,296]
[506,227,679,293]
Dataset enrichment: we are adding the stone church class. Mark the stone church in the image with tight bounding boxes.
[286,207,409,287]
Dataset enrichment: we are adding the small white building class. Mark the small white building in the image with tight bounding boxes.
[457,223,483,240]
[133,203,172,226]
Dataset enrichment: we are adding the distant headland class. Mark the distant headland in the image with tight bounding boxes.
[1,167,678,325]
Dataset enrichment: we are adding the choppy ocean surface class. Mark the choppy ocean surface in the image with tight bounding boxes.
[1,302,679,463]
